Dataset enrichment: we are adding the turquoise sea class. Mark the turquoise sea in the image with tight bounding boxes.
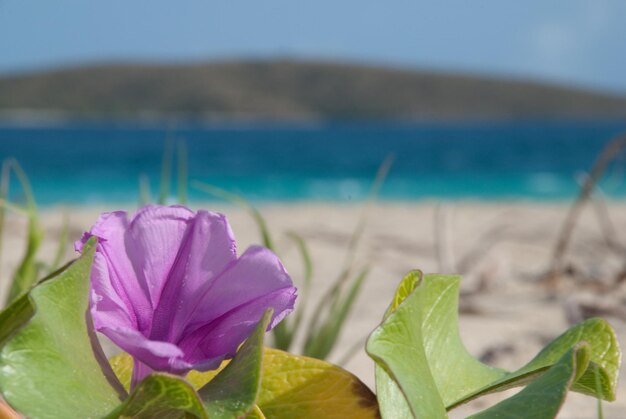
[0,119,625,205]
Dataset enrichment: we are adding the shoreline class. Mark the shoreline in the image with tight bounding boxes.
[29,195,626,211]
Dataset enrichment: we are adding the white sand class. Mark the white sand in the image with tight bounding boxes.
[1,201,624,418]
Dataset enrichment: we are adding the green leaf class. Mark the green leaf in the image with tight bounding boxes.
[469,344,591,419]
[111,346,379,419]
[198,309,272,419]
[0,238,123,418]
[384,270,421,318]
[366,273,621,419]
[367,274,450,419]
[371,271,423,419]
[106,374,207,419]
[258,347,379,418]
[454,317,620,408]
[520,318,619,401]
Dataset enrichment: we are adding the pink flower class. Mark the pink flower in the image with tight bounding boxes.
[76,205,296,387]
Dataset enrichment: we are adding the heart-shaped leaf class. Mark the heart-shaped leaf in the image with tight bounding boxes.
[257,347,379,418]
[367,272,621,418]
[0,238,123,418]
[373,271,424,419]
[453,317,620,409]
[106,373,206,419]
[111,345,379,418]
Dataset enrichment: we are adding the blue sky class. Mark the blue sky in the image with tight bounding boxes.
[1,0,625,93]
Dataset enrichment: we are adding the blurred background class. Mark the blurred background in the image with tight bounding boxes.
[1,0,625,203]
[1,2,626,416]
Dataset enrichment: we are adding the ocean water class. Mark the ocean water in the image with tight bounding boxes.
[0,119,625,206]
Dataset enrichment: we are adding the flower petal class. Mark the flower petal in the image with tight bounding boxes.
[125,205,196,309]
[79,211,152,333]
[178,286,297,369]
[187,245,295,327]
[99,325,190,373]
[90,252,134,331]
[148,210,237,342]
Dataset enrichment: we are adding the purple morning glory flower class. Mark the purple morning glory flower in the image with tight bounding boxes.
[76,205,296,387]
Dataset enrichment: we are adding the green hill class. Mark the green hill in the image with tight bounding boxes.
[1,60,626,120]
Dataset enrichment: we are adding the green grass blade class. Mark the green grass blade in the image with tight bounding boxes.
[272,231,315,350]
[6,216,44,305]
[158,138,174,205]
[5,160,44,305]
[303,155,392,358]
[177,140,188,205]
[304,268,369,359]
[48,212,69,273]
[270,316,292,351]
[328,268,368,341]
[338,154,393,277]
[303,268,348,345]
[284,231,313,332]
[138,174,152,205]
[337,336,368,367]
[8,159,36,213]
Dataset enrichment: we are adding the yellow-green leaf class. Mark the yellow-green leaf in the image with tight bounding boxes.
[384,269,421,319]
[258,347,379,418]
[109,352,133,392]
[111,347,380,419]
[110,347,379,419]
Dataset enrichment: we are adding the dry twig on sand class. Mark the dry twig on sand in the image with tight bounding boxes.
[544,132,626,287]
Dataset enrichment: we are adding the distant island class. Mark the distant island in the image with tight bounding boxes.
[1,59,626,120]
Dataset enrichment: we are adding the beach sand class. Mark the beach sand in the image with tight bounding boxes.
[2,201,625,418]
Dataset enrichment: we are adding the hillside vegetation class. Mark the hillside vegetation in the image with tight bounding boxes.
[1,60,626,119]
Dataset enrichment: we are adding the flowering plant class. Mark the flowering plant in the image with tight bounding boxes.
[77,205,296,388]
[0,205,621,418]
